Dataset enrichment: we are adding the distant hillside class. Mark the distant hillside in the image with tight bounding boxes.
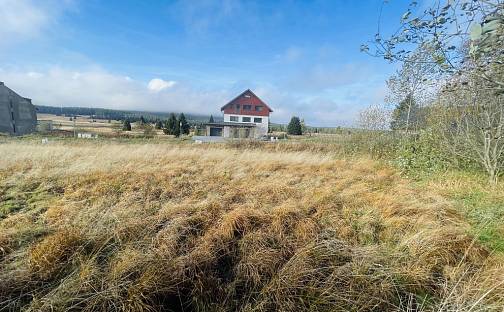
[35,105,222,124]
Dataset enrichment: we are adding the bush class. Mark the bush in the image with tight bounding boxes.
[122,120,132,131]
[142,124,155,138]
[393,130,448,175]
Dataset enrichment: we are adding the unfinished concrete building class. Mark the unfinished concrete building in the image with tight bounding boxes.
[0,82,37,135]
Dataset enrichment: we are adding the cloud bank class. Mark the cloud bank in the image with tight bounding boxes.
[0,64,387,126]
[0,67,231,115]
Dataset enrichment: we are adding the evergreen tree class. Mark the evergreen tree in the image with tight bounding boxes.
[300,118,307,134]
[287,116,303,135]
[122,120,132,131]
[163,113,177,135]
[140,115,146,124]
[155,120,163,129]
[179,113,190,135]
[173,119,181,137]
[209,115,215,123]
[390,94,423,131]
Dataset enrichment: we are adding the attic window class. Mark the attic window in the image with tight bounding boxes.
[255,106,263,112]
[243,105,252,110]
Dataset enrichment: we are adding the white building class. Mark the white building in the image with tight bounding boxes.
[205,89,273,139]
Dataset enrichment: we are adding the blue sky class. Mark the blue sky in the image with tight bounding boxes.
[0,0,411,126]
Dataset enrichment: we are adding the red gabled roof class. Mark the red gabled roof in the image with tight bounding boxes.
[220,89,273,112]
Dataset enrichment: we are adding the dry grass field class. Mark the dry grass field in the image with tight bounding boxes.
[0,140,503,311]
[37,114,166,137]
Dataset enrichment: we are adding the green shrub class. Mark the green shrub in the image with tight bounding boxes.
[393,129,449,177]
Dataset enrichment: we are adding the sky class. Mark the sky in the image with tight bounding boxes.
[0,0,414,126]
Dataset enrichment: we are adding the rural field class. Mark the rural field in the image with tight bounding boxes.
[1,138,503,311]
[36,114,168,138]
[2,0,504,311]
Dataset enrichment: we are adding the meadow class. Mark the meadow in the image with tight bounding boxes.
[0,138,503,311]
[36,114,167,138]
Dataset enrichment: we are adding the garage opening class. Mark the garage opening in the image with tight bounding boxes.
[209,127,223,136]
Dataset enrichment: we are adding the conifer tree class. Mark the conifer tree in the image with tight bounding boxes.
[122,120,132,131]
[390,94,422,131]
[164,113,177,135]
[173,119,181,137]
[287,116,303,135]
[179,113,190,135]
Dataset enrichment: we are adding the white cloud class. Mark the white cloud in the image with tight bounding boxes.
[0,66,231,115]
[0,0,48,38]
[250,79,388,127]
[27,71,44,78]
[148,78,177,92]
[0,0,75,48]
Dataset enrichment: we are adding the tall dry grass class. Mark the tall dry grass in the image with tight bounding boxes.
[0,140,502,311]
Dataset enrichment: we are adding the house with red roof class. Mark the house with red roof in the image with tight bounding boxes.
[205,89,273,138]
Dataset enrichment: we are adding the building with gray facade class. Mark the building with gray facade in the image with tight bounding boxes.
[0,82,37,135]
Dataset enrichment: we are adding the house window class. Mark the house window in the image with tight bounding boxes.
[235,104,240,110]
[255,106,263,111]
[230,116,239,122]
[243,105,252,110]
[254,117,262,123]
[242,117,251,122]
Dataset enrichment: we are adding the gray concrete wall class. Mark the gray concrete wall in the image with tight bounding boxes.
[0,82,37,135]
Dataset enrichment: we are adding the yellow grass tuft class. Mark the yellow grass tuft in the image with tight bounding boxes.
[29,228,83,279]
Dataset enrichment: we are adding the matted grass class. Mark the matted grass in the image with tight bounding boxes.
[0,140,502,311]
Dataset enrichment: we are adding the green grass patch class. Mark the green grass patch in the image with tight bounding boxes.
[455,190,504,252]
[0,181,57,219]
[415,170,504,253]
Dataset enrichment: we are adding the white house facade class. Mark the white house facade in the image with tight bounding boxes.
[205,89,273,139]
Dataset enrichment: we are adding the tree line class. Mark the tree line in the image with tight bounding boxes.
[122,113,190,137]
[36,105,214,124]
